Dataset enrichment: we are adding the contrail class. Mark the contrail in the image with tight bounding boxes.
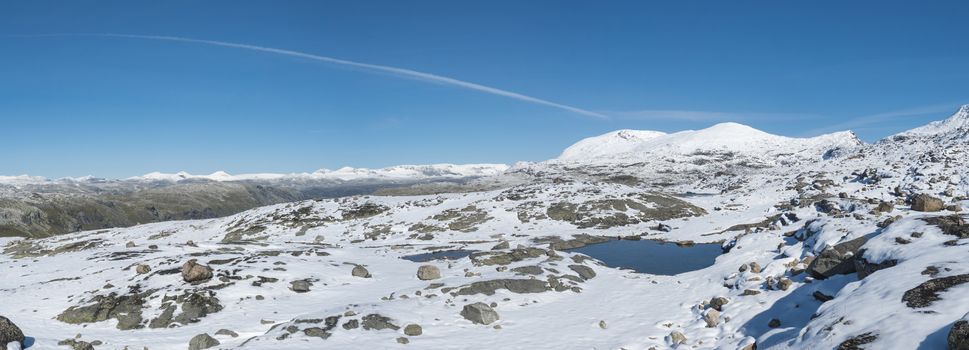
[12,33,608,119]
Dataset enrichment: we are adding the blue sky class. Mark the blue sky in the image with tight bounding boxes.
[2,1,968,178]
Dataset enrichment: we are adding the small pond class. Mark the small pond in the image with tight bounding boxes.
[401,249,476,262]
[565,239,723,275]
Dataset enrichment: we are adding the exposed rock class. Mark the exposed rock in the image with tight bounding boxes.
[704,309,720,327]
[361,314,399,331]
[837,332,877,350]
[303,327,330,339]
[342,319,359,330]
[351,265,372,278]
[950,318,969,350]
[125,241,136,248]
[777,278,793,291]
[710,297,729,311]
[511,265,544,275]
[460,302,499,325]
[135,264,151,274]
[948,204,964,212]
[807,236,867,279]
[922,216,969,238]
[813,290,834,302]
[669,331,687,345]
[742,289,761,296]
[469,247,546,266]
[875,201,894,213]
[902,274,969,308]
[403,324,423,336]
[768,318,781,328]
[0,316,24,347]
[912,194,945,212]
[290,280,312,293]
[749,262,762,273]
[491,241,510,250]
[215,329,238,337]
[568,265,596,280]
[416,265,441,280]
[854,257,897,279]
[181,260,213,283]
[57,291,148,330]
[56,339,95,350]
[454,279,550,295]
[188,333,219,350]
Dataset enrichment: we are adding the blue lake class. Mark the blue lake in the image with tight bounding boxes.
[566,239,723,275]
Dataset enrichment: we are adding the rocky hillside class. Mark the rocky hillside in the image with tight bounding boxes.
[1,106,968,349]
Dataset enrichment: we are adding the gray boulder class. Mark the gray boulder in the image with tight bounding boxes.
[403,324,423,336]
[290,280,312,293]
[361,314,399,331]
[912,194,945,212]
[181,260,213,283]
[454,279,550,295]
[461,303,499,325]
[188,333,219,350]
[351,265,371,278]
[416,265,441,280]
[807,236,867,279]
[0,316,24,347]
[568,265,596,280]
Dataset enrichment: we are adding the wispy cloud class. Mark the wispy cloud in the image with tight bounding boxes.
[12,33,607,119]
[602,109,819,122]
[801,102,966,136]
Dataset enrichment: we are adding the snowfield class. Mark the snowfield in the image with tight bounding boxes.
[2,106,969,350]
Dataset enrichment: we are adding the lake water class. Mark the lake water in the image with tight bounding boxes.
[565,239,723,275]
[401,249,476,262]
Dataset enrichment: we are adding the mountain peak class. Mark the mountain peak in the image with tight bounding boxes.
[896,104,969,137]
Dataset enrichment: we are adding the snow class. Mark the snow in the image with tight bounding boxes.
[2,106,969,349]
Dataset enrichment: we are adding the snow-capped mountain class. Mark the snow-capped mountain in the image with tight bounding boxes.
[556,122,862,164]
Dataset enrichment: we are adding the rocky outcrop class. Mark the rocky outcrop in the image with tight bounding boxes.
[454,279,550,295]
[57,291,149,330]
[0,316,24,347]
[902,274,969,308]
[922,215,969,238]
[950,316,969,350]
[807,237,867,279]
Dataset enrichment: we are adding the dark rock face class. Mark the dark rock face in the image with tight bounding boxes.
[454,279,550,295]
[181,260,213,283]
[807,236,867,279]
[912,194,945,212]
[188,333,219,350]
[837,332,877,350]
[922,215,969,238]
[950,320,969,350]
[902,274,969,308]
[854,256,897,279]
[460,302,499,325]
[0,316,25,346]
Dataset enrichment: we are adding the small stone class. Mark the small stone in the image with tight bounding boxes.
[135,264,151,274]
[704,309,720,327]
[396,337,409,344]
[598,320,607,329]
[188,333,219,350]
[417,265,441,280]
[749,262,762,273]
[768,318,781,328]
[777,278,793,291]
[742,289,761,296]
[669,331,687,345]
[290,280,312,293]
[215,329,238,337]
[125,241,136,248]
[710,296,729,311]
[404,324,422,336]
[352,265,371,278]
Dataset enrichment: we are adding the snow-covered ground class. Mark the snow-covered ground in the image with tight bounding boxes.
[3,106,969,349]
